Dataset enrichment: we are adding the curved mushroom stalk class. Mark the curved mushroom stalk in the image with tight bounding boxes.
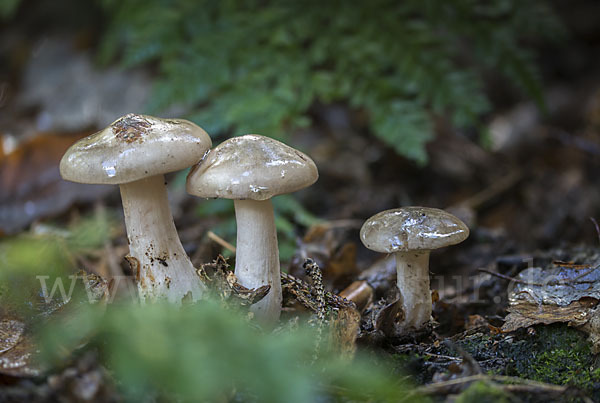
[394,251,431,329]
[234,199,281,323]
[121,175,205,304]
[59,113,212,305]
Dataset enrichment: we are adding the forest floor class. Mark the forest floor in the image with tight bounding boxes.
[2,1,600,402]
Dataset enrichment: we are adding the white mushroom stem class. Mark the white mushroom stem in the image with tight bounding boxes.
[234,199,281,324]
[394,250,432,329]
[120,175,205,304]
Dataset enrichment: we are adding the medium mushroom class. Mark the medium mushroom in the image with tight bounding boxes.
[360,207,469,330]
[186,134,318,323]
[60,113,211,304]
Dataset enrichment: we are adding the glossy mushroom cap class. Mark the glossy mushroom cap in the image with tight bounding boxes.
[186,134,318,200]
[360,207,470,253]
[60,114,212,184]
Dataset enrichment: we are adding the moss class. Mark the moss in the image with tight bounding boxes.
[455,381,510,403]
[496,324,600,401]
[432,324,600,396]
[391,324,600,400]
[390,353,431,385]
[504,325,598,390]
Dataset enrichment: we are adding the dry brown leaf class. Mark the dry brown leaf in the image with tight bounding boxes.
[327,242,359,281]
[0,327,41,377]
[293,224,359,289]
[466,314,489,330]
[303,224,329,243]
[0,318,41,377]
[502,298,598,333]
[0,271,109,377]
[375,298,405,338]
[199,255,270,307]
[0,319,24,354]
[501,262,600,351]
[0,132,112,235]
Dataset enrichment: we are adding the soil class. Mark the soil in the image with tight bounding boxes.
[2,0,600,401]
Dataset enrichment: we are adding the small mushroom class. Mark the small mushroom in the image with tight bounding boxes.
[360,207,469,330]
[60,114,211,304]
[186,134,318,323]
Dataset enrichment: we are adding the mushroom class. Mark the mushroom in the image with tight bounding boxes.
[360,207,469,330]
[60,113,211,304]
[186,134,318,323]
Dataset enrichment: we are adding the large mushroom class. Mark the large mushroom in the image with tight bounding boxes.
[60,113,211,304]
[360,207,469,330]
[186,134,318,323]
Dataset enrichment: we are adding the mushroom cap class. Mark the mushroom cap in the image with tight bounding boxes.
[360,207,469,253]
[60,114,211,184]
[186,134,318,200]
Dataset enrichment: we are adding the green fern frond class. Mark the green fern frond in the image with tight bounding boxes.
[98,0,563,163]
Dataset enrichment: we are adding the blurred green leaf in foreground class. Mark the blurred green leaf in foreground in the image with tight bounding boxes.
[0,0,20,19]
[41,301,425,402]
[99,0,564,164]
[0,210,117,313]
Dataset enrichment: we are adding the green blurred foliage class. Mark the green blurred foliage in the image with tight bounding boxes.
[454,381,510,403]
[0,211,117,310]
[0,234,71,313]
[0,0,21,19]
[66,211,116,252]
[41,301,426,402]
[98,0,563,164]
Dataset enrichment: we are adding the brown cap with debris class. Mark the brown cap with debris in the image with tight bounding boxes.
[60,113,211,184]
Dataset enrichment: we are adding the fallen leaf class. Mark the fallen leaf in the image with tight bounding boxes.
[293,224,359,289]
[502,298,598,333]
[501,262,600,350]
[0,132,112,235]
[199,255,270,308]
[327,242,359,282]
[358,255,397,297]
[507,265,600,306]
[0,319,24,354]
[0,271,108,377]
[0,329,40,377]
[466,314,489,330]
[375,298,405,338]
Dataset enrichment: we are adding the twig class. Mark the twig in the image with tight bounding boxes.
[457,170,523,210]
[552,260,592,269]
[207,231,236,253]
[422,352,461,361]
[569,265,600,282]
[590,217,600,246]
[478,267,600,286]
[477,268,542,285]
[417,374,568,395]
[550,129,600,156]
